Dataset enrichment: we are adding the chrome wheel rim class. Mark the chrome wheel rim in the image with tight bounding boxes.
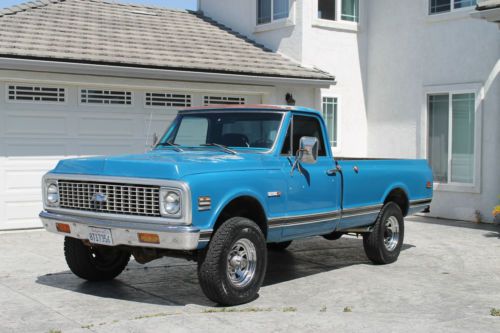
[227,238,257,288]
[384,216,400,251]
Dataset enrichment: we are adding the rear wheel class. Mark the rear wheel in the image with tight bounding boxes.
[267,240,292,251]
[64,237,130,281]
[362,202,404,265]
[197,217,267,305]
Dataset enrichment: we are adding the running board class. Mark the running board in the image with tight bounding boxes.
[338,226,374,233]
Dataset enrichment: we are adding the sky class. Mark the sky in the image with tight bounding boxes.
[0,0,197,10]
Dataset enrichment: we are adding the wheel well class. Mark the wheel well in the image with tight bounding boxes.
[384,188,409,216]
[214,196,268,238]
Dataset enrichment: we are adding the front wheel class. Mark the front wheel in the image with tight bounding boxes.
[64,237,130,281]
[362,202,404,265]
[197,217,267,305]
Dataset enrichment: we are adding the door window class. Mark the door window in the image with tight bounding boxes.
[281,115,327,156]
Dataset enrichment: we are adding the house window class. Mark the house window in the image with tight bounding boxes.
[322,97,338,148]
[429,0,476,14]
[317,0,358,22]
[257,0,289,24]
[318,0,336,20]
[81,89,132,105]
[428,93,475,184]
[145,92,191,107]
[341,0,359,21]
[203,95,246,105]
[8,85,65,103]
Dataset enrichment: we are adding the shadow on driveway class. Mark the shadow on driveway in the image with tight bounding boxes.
[36,237,415,307]
[407,216,500,240]
[407,215,500,232]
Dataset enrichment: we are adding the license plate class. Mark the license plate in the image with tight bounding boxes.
[88,227,113,245]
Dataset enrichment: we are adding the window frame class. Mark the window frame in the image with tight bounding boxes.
[422,83,482,194]
[203,95,246,106]
[144,92,192,108]
[280,113,331,158]
[312,0,359,32]
[321,95,340,150]
[6,83,67,105]
[340,0,359,22]
[428,0,477,15]
[256,0,291,26]
[78,88,133,107]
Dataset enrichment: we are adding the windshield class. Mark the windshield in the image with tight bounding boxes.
[158,112,284,151]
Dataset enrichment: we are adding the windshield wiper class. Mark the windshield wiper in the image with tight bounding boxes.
[200,143,237,155]
[157,141,183,152]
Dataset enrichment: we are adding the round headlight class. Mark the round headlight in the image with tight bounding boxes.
[47,183,59,205]
[163,191,180,215]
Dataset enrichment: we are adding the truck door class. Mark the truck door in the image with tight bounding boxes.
[278,114,341,239]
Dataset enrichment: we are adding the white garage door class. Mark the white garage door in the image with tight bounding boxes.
[0,81,260,230]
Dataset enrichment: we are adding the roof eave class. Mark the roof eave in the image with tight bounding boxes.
[0,57,336,87]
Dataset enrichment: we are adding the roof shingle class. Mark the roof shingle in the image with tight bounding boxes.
[0,0,334,81]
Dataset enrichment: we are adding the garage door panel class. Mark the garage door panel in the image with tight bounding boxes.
[4,113,68,136]
[78,143,139,156]
[2,140,68,157]
[77,116,136,137]
[1,198,42,230]
[5,170,46,193]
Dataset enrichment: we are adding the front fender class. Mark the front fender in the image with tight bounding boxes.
[211,189,269,227]
[183,170,283,230]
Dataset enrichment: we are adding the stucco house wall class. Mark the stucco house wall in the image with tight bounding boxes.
[365,0,500,222]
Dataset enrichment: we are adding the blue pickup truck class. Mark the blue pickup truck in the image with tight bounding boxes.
[40,105,432,305]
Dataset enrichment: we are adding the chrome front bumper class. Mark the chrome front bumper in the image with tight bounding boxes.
[40,211,204,250]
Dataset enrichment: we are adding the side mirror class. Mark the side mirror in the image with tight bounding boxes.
[146,133,159,152]
[298,136,319,164]
[152,133,159,147]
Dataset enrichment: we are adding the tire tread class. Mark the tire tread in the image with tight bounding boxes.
[197,217,267,305]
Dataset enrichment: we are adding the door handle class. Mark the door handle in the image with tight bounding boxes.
[326,165,341,176]
[326,169,337,176]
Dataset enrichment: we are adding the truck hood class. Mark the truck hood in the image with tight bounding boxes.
[51,150,275,180]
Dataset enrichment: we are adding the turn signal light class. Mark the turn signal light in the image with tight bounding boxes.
[138,233,160,244]
[426,181,432,189]
[56,223,71,233]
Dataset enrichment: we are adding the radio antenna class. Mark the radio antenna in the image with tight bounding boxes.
[145,109,154,152]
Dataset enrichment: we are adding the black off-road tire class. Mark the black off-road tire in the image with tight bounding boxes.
[362,202,404,265]
[267,240,292,251]
[64,237,130,281]
[197,217,267,305]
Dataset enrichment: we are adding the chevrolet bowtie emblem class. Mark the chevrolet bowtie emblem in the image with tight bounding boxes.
[91,193,107,203]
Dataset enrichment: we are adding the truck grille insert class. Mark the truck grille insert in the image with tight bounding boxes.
[58,180,161,217]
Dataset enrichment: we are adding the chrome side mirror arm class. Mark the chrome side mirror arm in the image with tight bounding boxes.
[290,149,305,176]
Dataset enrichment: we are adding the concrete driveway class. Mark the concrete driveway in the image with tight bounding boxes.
[0,217,499,333]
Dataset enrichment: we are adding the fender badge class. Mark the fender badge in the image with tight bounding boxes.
[267,191,281,198]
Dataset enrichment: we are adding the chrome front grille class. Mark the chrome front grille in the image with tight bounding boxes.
[58,180,161,217]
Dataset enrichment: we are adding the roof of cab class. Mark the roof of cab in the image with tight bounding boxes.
[179,104,321,114]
